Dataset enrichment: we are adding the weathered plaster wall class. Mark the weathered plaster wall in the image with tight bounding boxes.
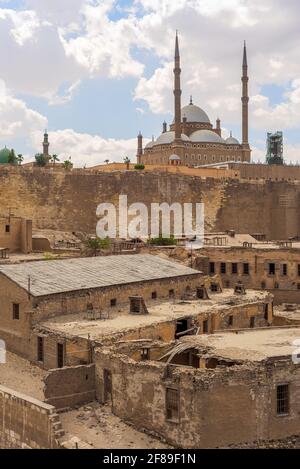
[94,350,300,448]
[44,364,96,410]
[0,385,62,448]
[197,247,300,304]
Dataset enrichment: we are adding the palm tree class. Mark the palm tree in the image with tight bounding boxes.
[17,154,24,165]
[104,159,109,165]
[123,156,131,170]
[51,154,60,165]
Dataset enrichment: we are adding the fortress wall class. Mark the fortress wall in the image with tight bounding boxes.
[0,167,299,240]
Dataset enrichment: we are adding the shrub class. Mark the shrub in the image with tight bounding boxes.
[148,236,177,246]
[134,164,145,170]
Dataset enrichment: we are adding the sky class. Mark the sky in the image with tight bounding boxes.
[0,0,300,167]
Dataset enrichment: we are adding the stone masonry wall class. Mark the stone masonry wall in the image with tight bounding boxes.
[44,364,96,410]
[0,167,299,240]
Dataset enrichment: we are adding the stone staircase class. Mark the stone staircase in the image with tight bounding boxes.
[49,412,66,442]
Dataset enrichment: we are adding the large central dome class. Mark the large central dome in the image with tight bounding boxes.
[181,104,210,124]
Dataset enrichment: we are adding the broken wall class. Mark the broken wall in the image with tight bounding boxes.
[44,364,96,410]
[94,348,300,448]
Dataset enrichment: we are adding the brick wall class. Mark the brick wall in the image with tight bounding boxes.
[44,364,96,410]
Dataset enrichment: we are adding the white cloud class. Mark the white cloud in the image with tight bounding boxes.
[132,0,300,136]
[0,79,47,139]
[1,0,300,159]
[0,8,41,45]
[30,128,138,167]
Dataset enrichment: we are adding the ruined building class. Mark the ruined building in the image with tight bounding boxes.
[197,232,300,304]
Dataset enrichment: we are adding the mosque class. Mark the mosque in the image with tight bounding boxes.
[0,146,12,164]
[137,34,251,167]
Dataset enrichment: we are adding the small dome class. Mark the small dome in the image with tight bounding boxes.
[190,130,225,144]
[169,154,181,161]
[155,131,190,145]
[181,104,210,124]
[225,135,240,145]
[0,147,11,164]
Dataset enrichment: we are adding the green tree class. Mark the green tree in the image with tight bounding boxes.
[63,159,73,170]
[123,156,131,170]
[35,153,48,167]
[51,154,60,165]
[85,236,111,256]
[8,149,17,165]
[104,159,109,165]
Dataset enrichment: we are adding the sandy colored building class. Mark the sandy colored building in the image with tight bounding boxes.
[196,232,300,304]
[37,286,273,369]
[0,252,272,370]
[0,216,32,255]
[0,254,202,366]
[95,327,300,448]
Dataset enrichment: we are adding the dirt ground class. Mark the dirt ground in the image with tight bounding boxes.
[61,402,172,449]
[0,351,46,400]
[0,353,171,449]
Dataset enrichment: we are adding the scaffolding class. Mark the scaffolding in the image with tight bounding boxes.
[266,131,284,165]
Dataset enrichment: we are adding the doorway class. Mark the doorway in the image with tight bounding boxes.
[57,343,64,368]
[103,369,112,403]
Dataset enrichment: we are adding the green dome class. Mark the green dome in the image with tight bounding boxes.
[0,147,10,164]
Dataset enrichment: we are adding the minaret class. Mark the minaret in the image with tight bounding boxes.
[163,121,167,133]
[136,131,143,164]
[174,31,182,141]
[242,41,249,146]
[216,118,221,137]
[43,130,49,157]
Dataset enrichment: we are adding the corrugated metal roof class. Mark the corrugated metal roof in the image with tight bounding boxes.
[0,254,200,297]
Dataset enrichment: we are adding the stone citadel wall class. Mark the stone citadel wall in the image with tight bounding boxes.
[0,167,299,240]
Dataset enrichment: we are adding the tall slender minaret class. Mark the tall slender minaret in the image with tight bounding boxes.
[174,31,182,141]
[43,130,49,157]
[136,131,143,164]
[242,41,249,146]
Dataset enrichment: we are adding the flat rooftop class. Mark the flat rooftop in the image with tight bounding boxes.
[183,327,300,362]
[202,233,300,250]
[0,254,200,297]
[39,289,270,341]
[274,305,300,323]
